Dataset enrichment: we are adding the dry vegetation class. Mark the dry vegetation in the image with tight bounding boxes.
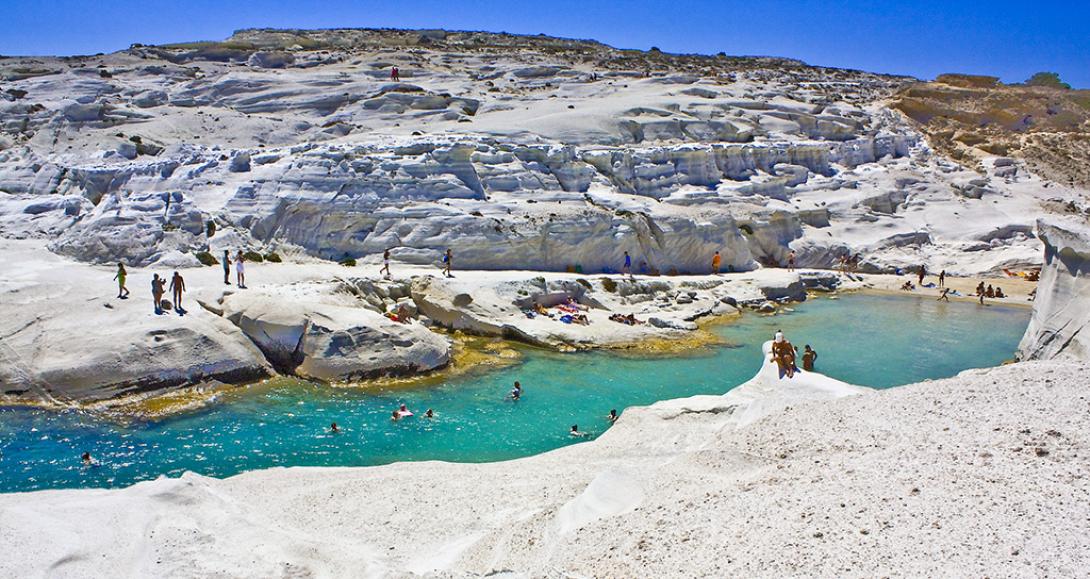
[892,74,1090,187]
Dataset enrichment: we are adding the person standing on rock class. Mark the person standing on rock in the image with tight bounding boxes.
[380,249,392,279]
[622,251,632,278]
[443,249,453,278]
[169,271,186,312]
[391,66,400,82]
[917,265,926,286]
[802,345,818,371]
[939,269,946,288]
[113,263,130,299]
[222,250,232,285]
[236,250,246,289]
[151,274,165,315]
[712,251,721,274]
[787,250,796,272]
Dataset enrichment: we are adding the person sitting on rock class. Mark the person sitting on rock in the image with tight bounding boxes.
[985,285,995,298]
[995,286,1006,298]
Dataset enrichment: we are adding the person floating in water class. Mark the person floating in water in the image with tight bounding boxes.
[222,250,232,285]
[424,408,434,419]
[622,251,632,278]
[330,422,340,433]
[169,271,186,312]
[380,248,392,279]
[443,249,453,278]
[802,345,817,371]
[712,251,721,274]
[397,403,413,418]
[151,274,165,314]
[236,250,247,288]
[81,452,97,467]
[391,410,400,422]
[570,425,588,437]
[113,263,130,299]
[606,409,618,423]
[937,287,951,302]
[938,270,946,288]
[509,381,522,401]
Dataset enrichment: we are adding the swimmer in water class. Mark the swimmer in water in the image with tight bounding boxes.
[570,425,589,437]
[510,381,522,400]
[425,409,434,419]
[391,410,400,422]
[330,422,340,433]
[606,409,618,423]
[81,452,95,467]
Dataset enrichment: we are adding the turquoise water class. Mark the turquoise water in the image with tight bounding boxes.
[0,294,1029,493]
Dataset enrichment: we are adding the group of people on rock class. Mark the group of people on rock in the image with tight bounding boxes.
[975,281,1006,303]
[110,249,254,315]
[771,330,818,379]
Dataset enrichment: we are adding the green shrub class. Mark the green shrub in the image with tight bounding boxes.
[243,250,264,263]
[576,278,592,289]
[600,277,617,293]
[339,257,357,267]
[264,252,282,263]
[194,251,218,266]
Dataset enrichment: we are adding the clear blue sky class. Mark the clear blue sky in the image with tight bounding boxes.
[3,0,1088,87]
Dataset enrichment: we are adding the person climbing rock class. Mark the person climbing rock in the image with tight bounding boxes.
[113,263,130,299]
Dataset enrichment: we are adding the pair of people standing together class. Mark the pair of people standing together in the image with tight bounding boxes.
[221,249,247,288]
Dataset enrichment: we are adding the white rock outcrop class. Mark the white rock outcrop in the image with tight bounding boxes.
[1018,217,1090,361]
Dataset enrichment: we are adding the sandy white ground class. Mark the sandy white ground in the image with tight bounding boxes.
[1,347,1086,577]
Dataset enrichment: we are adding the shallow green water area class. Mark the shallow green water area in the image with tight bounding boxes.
[0,294,1029,493]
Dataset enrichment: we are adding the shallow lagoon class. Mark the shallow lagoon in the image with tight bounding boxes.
[0,294,1029,493]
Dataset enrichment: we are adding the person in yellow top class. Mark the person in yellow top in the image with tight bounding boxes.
[712,251,722,274]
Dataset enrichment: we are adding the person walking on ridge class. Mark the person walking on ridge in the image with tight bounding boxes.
[622,251,632,278]
[443,249,453,278]
[169,271,186,311]
[113,263,130,299]
[380,248,392,279]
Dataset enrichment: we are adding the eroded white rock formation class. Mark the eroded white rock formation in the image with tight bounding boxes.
[1018,217,1090,361]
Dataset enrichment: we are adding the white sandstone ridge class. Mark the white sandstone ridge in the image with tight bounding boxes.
[2,353,1086,576]
[2,29,1080,276]
[1018,217,1090,361]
